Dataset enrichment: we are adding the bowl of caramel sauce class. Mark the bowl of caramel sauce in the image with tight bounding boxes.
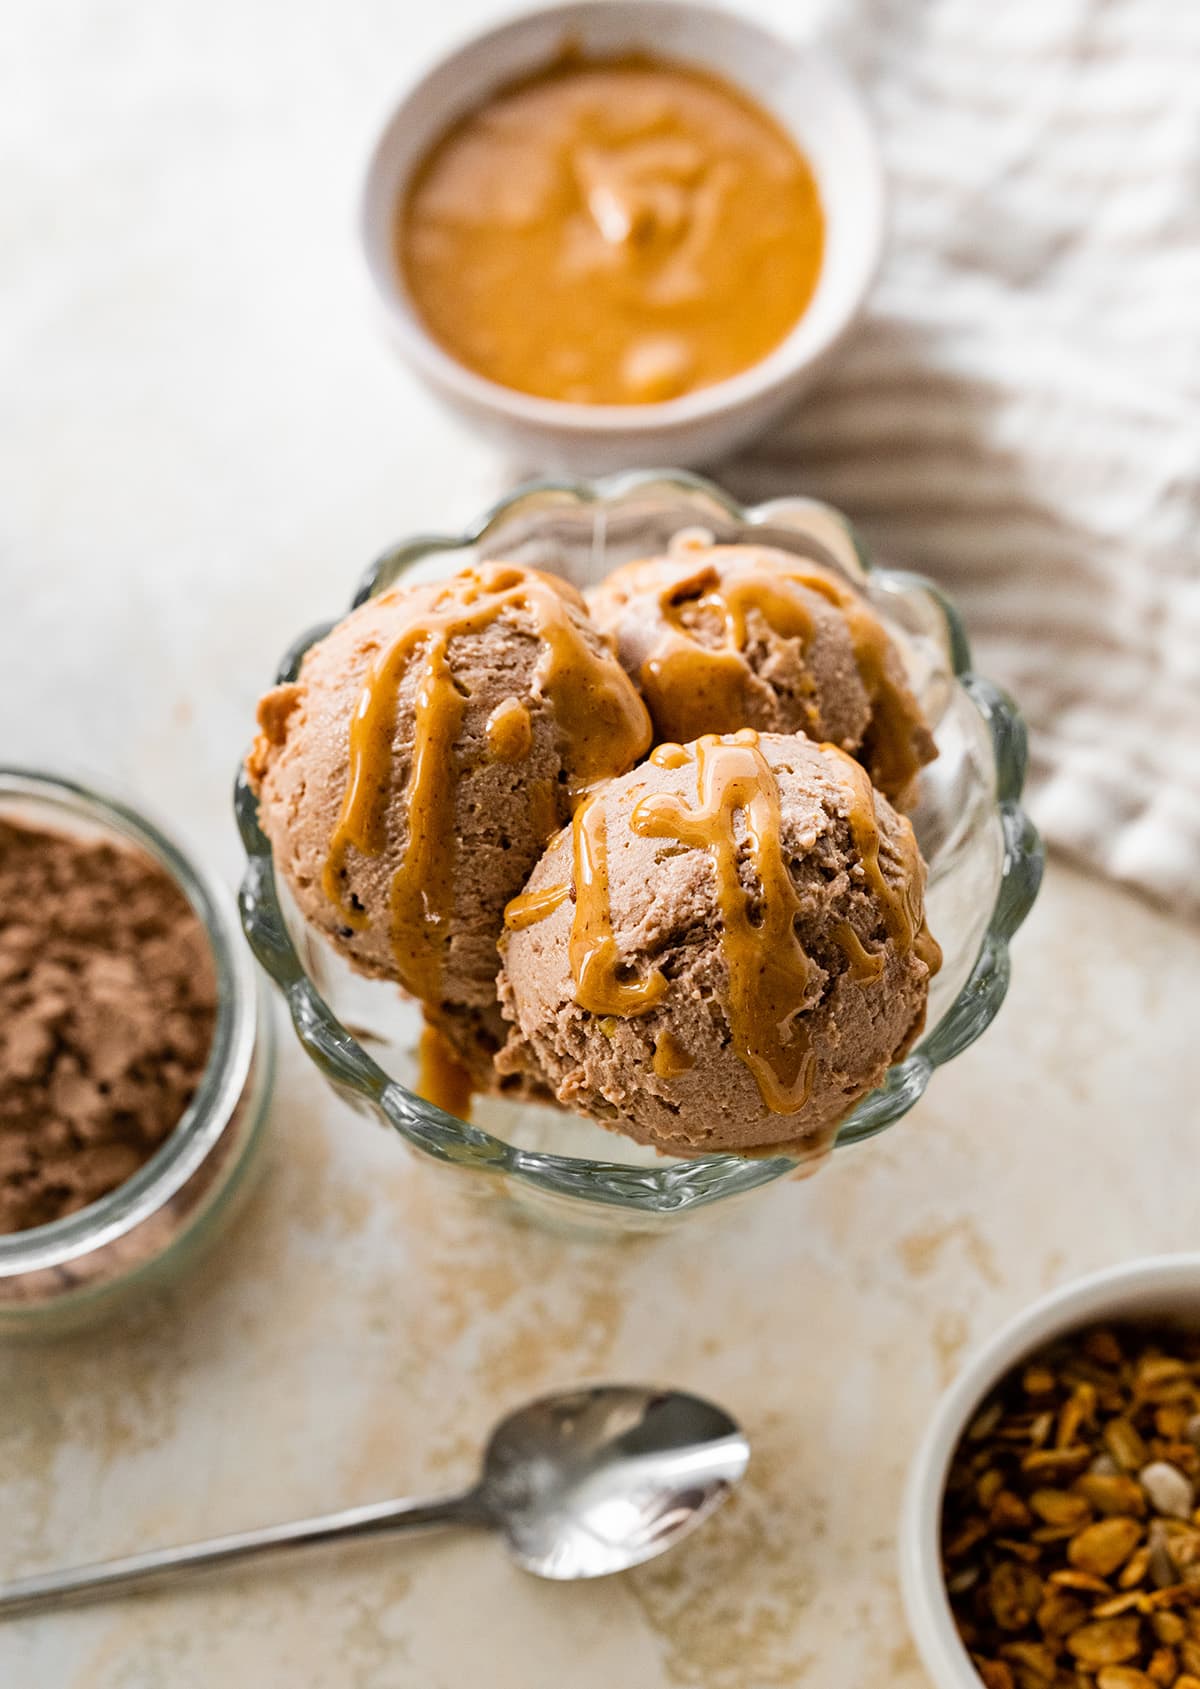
[361,1,885,470]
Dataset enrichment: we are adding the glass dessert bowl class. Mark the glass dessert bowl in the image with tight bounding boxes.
[235,472,1042,1231]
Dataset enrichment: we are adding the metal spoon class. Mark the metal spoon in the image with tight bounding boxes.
[0,1385,748,1618]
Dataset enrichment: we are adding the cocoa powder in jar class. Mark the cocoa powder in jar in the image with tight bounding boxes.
[0,818,217,1234]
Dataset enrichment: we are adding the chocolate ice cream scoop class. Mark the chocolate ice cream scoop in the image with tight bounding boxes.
[497,731,940,1157]
[587,545,936,801]
[247,563,651,1034]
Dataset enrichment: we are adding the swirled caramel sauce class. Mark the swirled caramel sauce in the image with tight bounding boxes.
[398,54,824,405]
[506,730,938,1115]
[321,563,650,999]
[613,551,932,798]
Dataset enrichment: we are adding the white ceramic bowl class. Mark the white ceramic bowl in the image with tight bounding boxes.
[360,0,885,472]
[900,1254,1200,1689]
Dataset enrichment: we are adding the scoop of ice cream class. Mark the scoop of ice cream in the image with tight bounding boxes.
[587,545,936,801]
[247,563,652,1025]
[497,730,940,1156]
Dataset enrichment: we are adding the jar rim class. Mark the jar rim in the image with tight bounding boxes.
[0,767,259,1275]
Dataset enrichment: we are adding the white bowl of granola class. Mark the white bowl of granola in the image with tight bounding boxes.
[901,1255,1200,1688]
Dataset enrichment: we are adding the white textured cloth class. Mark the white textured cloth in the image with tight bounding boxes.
[725,0,1200,917]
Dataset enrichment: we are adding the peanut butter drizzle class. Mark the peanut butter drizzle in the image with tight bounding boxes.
[631,730,816,1114]
[652,1029,694,1079]
[568,793,668,1017]
[415,1018,474,1119]
[630,554,929,794]
[321,563,650,999]
[824,744,943,976]
[486,696,532,762]
[504,882,570,931]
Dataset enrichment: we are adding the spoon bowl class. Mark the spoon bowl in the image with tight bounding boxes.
[482,1385,750,1579]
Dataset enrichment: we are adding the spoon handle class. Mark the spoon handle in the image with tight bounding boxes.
[0,1491,485,1620]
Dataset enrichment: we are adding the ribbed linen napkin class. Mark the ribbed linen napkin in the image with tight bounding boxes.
[723,0,1200,917]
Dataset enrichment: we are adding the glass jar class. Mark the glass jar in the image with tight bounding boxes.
[236,471,1042,1233]
[0,770,273,1333]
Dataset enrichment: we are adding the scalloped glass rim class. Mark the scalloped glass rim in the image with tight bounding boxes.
[235,470,1043,1217]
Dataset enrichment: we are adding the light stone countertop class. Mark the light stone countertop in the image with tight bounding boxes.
[3,2,1197,1685]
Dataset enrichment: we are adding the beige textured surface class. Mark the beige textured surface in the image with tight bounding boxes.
[1,869,1197,1689]
[3,1,1198,1685]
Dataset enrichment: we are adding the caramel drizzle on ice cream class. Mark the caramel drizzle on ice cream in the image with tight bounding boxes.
[652,1030,694,1078]
[567,795,669,1016]
[631,731,818,1112]
[509,728,938,1116]
[505,881,570,931]
[823,745,943,976]
[627,553,930,796]
[485,696,533,762]
[322,563,650,999]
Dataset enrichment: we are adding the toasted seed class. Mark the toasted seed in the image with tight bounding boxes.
[1145,1646,1179,1685]
[999,1639,1059,1680]
[1145,1585,1200,1612]
[1030,1411,1056,1449]
[1033,1489,1093,1529]
[975,1662,1016,1689]
[993,1490,1036,1530]
[1096,1669,1156,1689]
[978,1469,1005,1508]
[1120,1546,1153,1588]
[1080,1475,1150,1518]
[1071,1518,1146,1578]
[1182,1639,1200,1675]
[1150,1521,1182,1588]
[1159,1406,1193,1440]
[1153,1612,1187,1644]
[1025,1366,1057,1397]
[1108,1420,1151,1472]
[946,1517,989,1558]
[990,1561,1045,1630]
[1067,1616,1143,1666]
[1094,1591,1149,1618]
[1037,1590,1089,1637]
[1144,1464,1197,1520]
[969,1401,1004,1440]
[1175,1676,1200,1689]
[1085,1330,1126,1366]
[1024,1447,1094,1478]
[1060,1386,1099,1449]
[1137,1359,1193,1406]
[1052,1568,1115,1593]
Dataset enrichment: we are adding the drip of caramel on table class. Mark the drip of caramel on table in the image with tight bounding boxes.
[321,563,649,999]
[624,553,931,797]
[398,54,824,405]
[508,730,938,1115]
